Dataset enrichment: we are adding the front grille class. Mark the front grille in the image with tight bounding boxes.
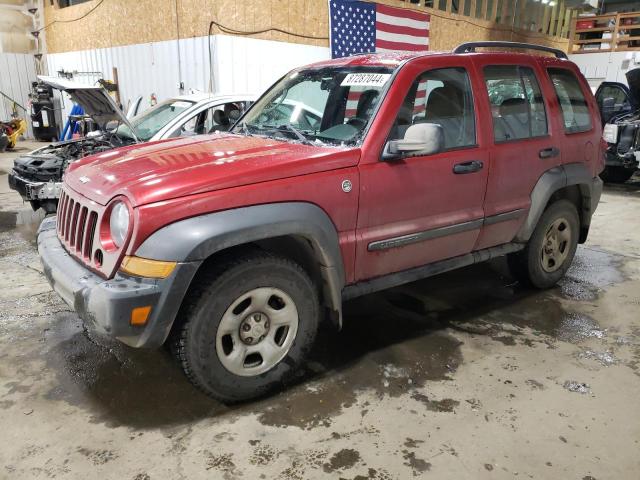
[56,187,113,277]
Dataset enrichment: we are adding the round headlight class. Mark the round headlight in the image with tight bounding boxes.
[109,201,130,247]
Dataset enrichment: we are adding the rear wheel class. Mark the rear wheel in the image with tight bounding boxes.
[171,252,320,402]
[600,166,635,183]
[508,200,579,289]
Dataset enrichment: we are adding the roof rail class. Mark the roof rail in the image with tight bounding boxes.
[453,41,568,59]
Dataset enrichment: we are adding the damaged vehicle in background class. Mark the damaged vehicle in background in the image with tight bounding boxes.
[596,68,640,183]
[8,76,254,213]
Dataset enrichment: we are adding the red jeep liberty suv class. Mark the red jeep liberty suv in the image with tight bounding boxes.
[38,42,604,401]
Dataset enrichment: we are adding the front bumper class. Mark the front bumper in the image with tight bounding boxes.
[8,170,61,202]
[604,149,640,170]
[37,217,200,348]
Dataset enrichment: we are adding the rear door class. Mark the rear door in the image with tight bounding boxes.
[473,58,559,250]
[354,57,489,281]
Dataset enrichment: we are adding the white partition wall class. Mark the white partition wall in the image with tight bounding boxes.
[45,34,330,121]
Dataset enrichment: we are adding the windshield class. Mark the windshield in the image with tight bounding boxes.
[232,66,393,146]
[116,99,196,141]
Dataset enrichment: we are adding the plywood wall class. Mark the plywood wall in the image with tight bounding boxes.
[44,0,568,55]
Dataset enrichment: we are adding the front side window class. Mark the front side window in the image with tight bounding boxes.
[548,68,592,133]
[597,85,628,107]
[484,65,548,142]
[388,67,476,151]
[233,66,393,146]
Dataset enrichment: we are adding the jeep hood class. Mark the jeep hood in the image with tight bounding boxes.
[626,68,640,109]
[38,75,138,139]
[64,133,360,206]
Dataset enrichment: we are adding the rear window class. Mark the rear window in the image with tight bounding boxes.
[548,68,592,134]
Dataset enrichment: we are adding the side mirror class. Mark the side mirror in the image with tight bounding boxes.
[384,123,444,160]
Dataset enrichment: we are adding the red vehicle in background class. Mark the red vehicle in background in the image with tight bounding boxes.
[38,42,604,402]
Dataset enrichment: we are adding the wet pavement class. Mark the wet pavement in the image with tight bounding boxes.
[1,146,639,479]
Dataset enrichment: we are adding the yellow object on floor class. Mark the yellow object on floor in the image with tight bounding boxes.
[6,118,26,149]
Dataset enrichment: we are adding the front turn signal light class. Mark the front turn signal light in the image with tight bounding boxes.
[120,256,176,279]
[131,306,152,326]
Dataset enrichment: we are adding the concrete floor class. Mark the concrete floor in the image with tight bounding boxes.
[1,141,639,479]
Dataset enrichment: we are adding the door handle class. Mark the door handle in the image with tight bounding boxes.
[453,160,484,174]
[539,147,560,159]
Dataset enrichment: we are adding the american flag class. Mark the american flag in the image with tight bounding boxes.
[329,0,430,59]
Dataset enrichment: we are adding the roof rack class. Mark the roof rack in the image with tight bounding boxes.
[453,41,568,60]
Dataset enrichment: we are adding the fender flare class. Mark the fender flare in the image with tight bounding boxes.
[515,163,600,243]
[135,202,346,325]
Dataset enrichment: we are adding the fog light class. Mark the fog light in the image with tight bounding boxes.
[131,306,152,326]
[120,256,176,278]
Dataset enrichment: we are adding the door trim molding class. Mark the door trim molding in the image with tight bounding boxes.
[483,208,526,226]
[366,209,526,252]
[367,218,484,252]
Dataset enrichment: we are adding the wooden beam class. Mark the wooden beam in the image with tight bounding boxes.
[542,4,551,35]
[469,0,477,18]
[446,0,452,13]
[562,8,574,38]
[500,0,509,26]
[549,0,559,37]
[458,0,466,15]
[481,0,488,20]
[613,13,621,52]
[536,2,546,32]
[490,0,498,23]
[515,0,527,28]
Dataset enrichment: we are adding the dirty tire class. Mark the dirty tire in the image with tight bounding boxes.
[600,166,635,184]
[171,252,319,403]
[508,199,579,289]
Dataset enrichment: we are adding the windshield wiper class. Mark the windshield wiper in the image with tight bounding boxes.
[235,121,257,137]
[274,124,313,145]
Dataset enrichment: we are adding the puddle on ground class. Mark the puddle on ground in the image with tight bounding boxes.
[43,314,223,429]
[559,247,625,301]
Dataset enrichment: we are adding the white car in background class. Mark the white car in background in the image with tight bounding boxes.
[9,76,255,213]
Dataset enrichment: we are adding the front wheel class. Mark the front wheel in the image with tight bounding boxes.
[171,252,320,402]
[508,200,579,289]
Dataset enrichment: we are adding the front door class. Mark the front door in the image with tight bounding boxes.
[355,62,489,281]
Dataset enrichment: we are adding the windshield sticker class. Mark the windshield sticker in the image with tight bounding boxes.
[170,101,192,109]
[341,73,391,87]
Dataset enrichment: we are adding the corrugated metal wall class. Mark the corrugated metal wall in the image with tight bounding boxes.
[0,53,38,138]
[46,34,330,122]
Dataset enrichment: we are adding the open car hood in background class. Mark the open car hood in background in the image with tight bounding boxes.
[625,68,640,109]
[38,75,140,142]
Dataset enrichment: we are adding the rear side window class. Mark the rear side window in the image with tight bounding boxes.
[389,67,476,151]
[484,65,548,142]
[548,68,592,133]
